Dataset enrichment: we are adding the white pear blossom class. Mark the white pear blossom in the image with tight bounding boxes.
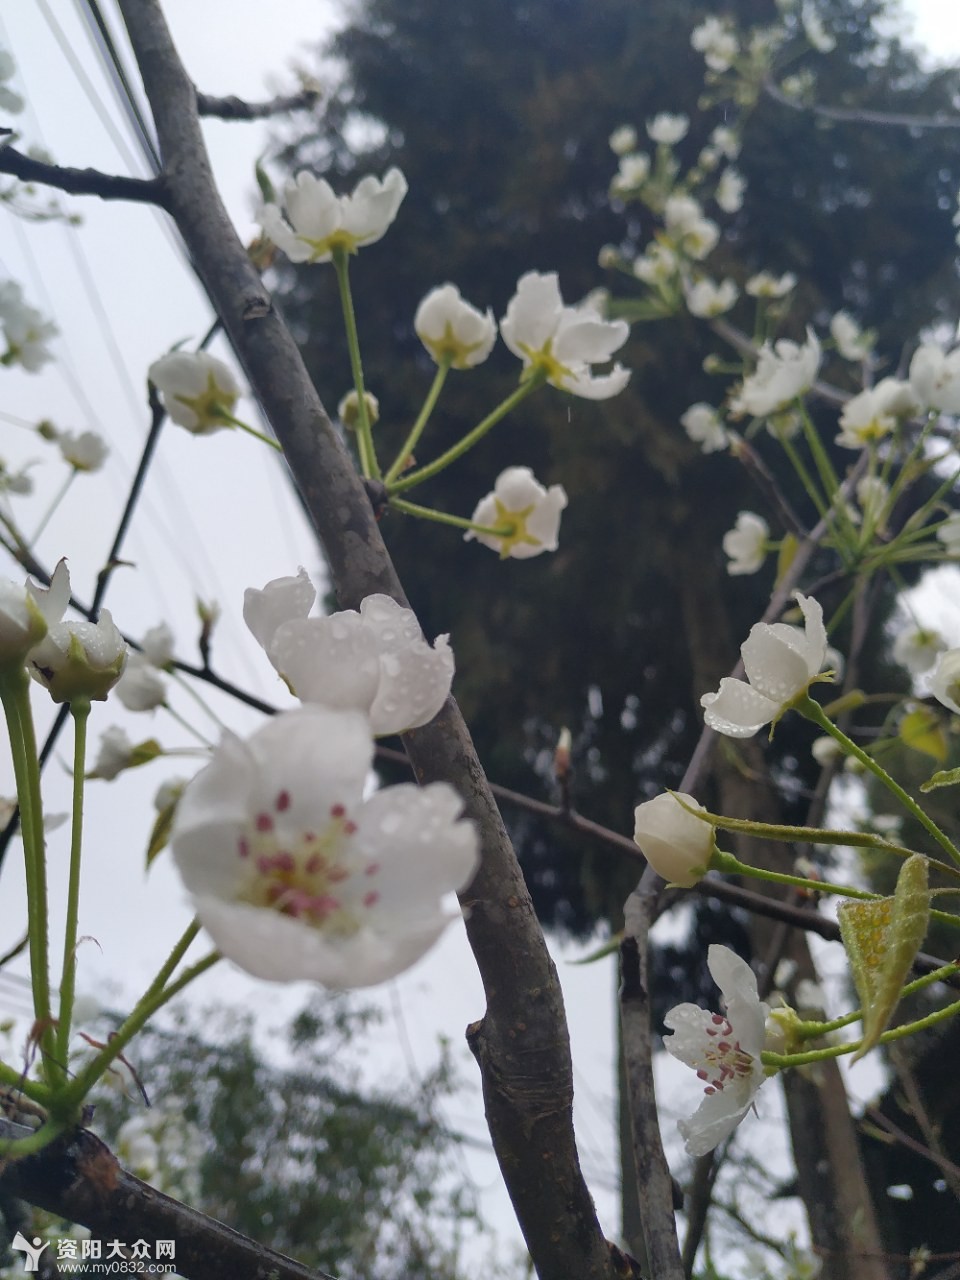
[691,19,739,72]
[633,242,680,286]
[500,272,630,400]
[932,649,960,715]
[710,126,741,159]
[0,461,33,496]
[244,570,454,736]
[647,113,689,145]
[57,430,109,473]
[723,512,770,576]
[835,378,919,449]
[142,622,175,668]
[611,153,651,194]
[936,513,960,553]
[715,169,746,214]
[729,329,821,419]
[0,282,57,372]
[909,343,960,414]
[89,726,135,781]
[414,284,497,369]
[0,48,24,113]
[830,311,873,362]
[148,352,241,435]
[26,562,126,703]
[664,945,772,1157]
[115,653,167,712]
[464,466,568,560]
[892,626,946,676]
[701,593,828,737]
[685,278,738,318]
[664,196,720,260]
[745,271,797,298]
[802,3,836,52]
[633,792,714,886]
[259,168,408,264]
[680,403,729,453]
[609,125,638,156]
[170,706,478,987]
[0,578,49,665]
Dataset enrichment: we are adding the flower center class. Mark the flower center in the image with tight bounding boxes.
[492,497,542,558]
[175,373,238,431]
[696,1013,755,1095]
[235,790,380,936]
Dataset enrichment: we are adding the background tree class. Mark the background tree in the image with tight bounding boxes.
[266,0,960,1270]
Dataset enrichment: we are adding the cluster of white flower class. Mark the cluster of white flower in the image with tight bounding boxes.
[0,281,57,373]
[164,573,478,988]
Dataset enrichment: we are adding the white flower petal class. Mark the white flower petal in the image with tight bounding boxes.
[701,678,781,737]
[243,568,317,651]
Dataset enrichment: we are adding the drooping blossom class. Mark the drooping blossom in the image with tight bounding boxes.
[58,430,109,473]
[500,272,630,400]
[633,792,715,887]
[835,379,918,449]
[647,113,689,145]
[680,403,728,453]
[715,169,746,214]
[701,593,828,737]
[115,653,167,713]
[722,512,769,576]
[830,311,873,362]
[909,343,960,414]
[141,622,175,668]
[608,125,638,156]
[0,578,49,666]
[414,284,497,369]
[88,726,136,781]
[259,168,408,264]
[892,626,946,677]
[148,352,241,435]
[26,561,126,703]
[169,706,478,987]
[691,18,739,72]
[745,272,796,299]
[0,282,57,372]
[685,278,738,318]
[464,466,568,560]
[244,570,454,736]
[338,389,380,430]
[728,329,821,419]
[664,945,773,1157]
[931,649,960,715]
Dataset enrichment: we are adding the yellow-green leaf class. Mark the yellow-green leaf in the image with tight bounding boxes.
[920,766,960,794]
[837,855,930,1062]
[898,706,948,763]
[569,932,623,965]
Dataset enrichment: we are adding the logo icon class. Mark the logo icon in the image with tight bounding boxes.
[11,1234,49,1273]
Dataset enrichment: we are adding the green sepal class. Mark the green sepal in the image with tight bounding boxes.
[146,780,184,868]
[898,706,948,763]
[837,854,930,1062]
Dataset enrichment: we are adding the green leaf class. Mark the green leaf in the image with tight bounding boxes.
[568,932,623,964]
[920,765,960,794]
[146,779,184,868]
[898,706,948,763]
[837,855,930,1062]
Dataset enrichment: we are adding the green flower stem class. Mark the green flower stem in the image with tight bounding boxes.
[778,432,830,524]
[56,936,216,1114]
[220,413,282,451]
[792,963,960,1043]
[387,373,546,496]
[332,247,379,480]
[31,470,76,545]
[797,694,960,867]
[388,496,512,537]
[0,667,55,1078]
[162,700,214,748]
[713,850,960,931]
[169,669,227,733]
[55,698,90,1078]
[383,359,451,486]
[763,995,960,1070]
[799,401,842,506]
[0,1058,52,1103]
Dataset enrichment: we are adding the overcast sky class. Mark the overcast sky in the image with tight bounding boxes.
[0,0,959,1269]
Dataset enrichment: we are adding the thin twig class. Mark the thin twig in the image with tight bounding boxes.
[765,80,960,131]
[0,146,168,206]
[196,87,322,120]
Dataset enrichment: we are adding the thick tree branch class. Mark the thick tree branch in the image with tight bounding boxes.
[112,4,617,1278]
[0,1117,336,1280]
[0,145,169,206]
[196,87,322,120]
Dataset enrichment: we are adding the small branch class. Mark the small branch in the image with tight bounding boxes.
[765,80,960,131]
[0,1117,337,1280]
[196,87,322,120]
[0,145,169,207]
